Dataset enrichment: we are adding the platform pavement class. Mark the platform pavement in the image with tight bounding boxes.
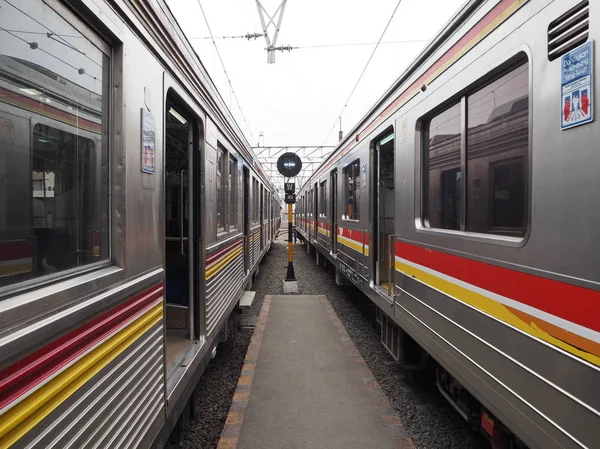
[217,295,413,449]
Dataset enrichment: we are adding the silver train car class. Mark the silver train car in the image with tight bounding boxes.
[0,0,280,448]
[297,0,599,447]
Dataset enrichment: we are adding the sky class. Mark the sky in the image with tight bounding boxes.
[166,0,466,148]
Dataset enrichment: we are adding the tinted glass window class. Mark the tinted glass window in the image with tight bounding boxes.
[344,159,360,220]
[0,0,109,288]
[216,148,225,231]
[320,181,327,218]
[466,63,528,235]
[422,57,529,237]
[229,155,237,229]
[425,103,461,230]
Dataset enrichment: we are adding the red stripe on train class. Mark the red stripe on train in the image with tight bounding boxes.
[0,87,102,133]
[0,284,163,410]
[395,241,600,333]
[0,241,33,262]
[338,227,370,246]
[206,239,243,265]
[318,222,331,231]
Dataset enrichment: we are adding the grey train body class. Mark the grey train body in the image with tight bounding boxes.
[297,0,599,448]
[0,0,279,448]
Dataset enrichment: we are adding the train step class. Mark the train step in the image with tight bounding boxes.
[239,291,256,308]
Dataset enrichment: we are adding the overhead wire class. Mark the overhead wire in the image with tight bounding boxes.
[196,0,257,146]
[320,0,406,146]
[3,0,102,68]
[0,26,97,81]
[288,39,429,49]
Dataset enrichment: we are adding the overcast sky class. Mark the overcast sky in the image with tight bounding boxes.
[166,0,466,148]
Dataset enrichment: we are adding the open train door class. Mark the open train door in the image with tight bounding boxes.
[372,131,395,298]
[243,166,250,273]
[163,89,203,390]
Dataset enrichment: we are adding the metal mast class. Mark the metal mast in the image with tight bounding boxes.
[255,0,288,63]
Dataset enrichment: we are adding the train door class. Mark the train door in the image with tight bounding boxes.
[330,169,337,253]
[373,132,395,293]
[260,185,264,250]
[243,166,250,273]
[314,182,318,241]
[164,95,200,381]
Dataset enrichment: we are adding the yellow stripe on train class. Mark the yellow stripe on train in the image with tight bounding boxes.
[394,259,600,367]
[205,247,243,280]
[337,235,369,256]
[0,303,162,449]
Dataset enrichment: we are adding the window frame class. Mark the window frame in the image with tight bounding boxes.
[216,145,227,234]
[0,0,115,297]
[417,51,532,247]
[227,153,238,232]
[342,158,361,222]
[319,180,327,218]
[252,177,259,225]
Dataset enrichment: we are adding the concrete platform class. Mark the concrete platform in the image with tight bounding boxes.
[218,295,412,449]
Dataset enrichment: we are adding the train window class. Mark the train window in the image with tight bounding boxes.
[466,63,528,235]
[263,187,267,221]
[320,181,327,218]
[216,147,226,232]
[343,159,361,220]
[422,59,528,237]
[0,0,110,289]
[424,103,462,230]
[252,178,259,224]
[228,154,237,230]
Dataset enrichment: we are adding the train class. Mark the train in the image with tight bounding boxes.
[296,0,598,448]
[0,0,280,448]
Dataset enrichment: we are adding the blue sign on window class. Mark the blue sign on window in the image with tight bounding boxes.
[561,41,594,130]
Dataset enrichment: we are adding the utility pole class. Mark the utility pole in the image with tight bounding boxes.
[276,153,302,293]
[338,116,343,142]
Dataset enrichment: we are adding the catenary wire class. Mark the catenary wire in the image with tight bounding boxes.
[196,0,257,146]
[320,0,406,146]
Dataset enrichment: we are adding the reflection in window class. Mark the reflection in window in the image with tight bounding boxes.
[320,181,327,218]
[491,159,525,231]
[216,148,225,232]
[424,102,461,230]
[422,58,529,236]
[252,178,259,223]
[229,155,237,229]
[467,63,528,235]
[343,159,361,220]
[0,0,109,288]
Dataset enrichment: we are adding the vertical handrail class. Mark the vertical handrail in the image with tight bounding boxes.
[388,234,395,297]
[180,170,186,255]
[378,181,385,281]
[244,234,248,273]
[360,228,370,279]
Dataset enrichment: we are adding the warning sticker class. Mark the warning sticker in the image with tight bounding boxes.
[561,41,593,130]
[141,109,156,173]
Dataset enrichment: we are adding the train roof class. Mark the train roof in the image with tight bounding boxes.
[124,0,277,194]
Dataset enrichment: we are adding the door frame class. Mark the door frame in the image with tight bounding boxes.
[243,166,250,273]
[330,169,337,253]
[163,79,206,342]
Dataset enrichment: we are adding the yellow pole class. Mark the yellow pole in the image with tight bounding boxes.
[288,203,293,262]
[285,202,295,281]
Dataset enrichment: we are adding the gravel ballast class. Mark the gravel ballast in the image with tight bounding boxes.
[181,229,487,449]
